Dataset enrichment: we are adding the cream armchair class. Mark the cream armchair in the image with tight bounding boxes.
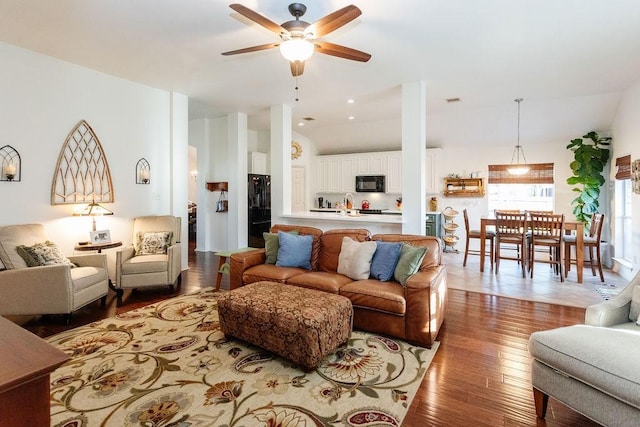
[115,215,182,300]
[0,223,109,323]
[529,271,640,425]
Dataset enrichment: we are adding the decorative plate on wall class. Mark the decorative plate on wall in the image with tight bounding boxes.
[291,141,302,160]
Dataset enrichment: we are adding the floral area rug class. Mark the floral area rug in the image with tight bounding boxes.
[47,288,438,427]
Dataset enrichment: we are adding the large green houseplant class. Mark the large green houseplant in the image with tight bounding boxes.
[566,131,611,224]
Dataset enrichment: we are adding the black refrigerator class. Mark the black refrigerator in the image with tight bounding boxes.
[248,174,271,247]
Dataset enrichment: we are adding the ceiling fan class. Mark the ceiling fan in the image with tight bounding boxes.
[221,3,371,76]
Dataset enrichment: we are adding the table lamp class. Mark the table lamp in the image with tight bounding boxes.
[73,201,113,231]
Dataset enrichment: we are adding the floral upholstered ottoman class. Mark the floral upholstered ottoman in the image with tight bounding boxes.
[217,281,353,371]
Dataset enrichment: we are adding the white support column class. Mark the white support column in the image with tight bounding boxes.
[401,81,426,235]
[270,104,292,224]
[169,92,189,269]
[227,112,248,249]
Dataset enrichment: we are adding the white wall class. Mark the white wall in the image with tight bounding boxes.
[611,79,640,279]
[0,43,188,273]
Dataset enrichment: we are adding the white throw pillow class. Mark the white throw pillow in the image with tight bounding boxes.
[629,286,640,322]
[337,237,377,280]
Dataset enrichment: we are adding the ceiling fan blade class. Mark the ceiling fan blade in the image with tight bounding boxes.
[221,42,279,56]
[229,3,286,35]
[290,61,305,77]
[307,5,362,37]
[315,41,371,62]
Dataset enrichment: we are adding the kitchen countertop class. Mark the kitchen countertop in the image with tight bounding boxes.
[284,211,404,224]
[308,209,441,216]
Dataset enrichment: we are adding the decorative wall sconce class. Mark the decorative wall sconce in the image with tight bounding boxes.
[136,158,151,184]
[1,145,21,182]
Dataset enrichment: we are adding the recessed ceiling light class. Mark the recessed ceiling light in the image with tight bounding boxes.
[347,99,355,104]
[298,122,304,126]
[446,97,461,103]
[348,116,355,120]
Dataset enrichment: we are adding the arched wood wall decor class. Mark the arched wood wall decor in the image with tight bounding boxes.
[51,120,114,205]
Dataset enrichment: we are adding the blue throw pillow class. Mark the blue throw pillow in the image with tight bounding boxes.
[370,241,403,281]
[275,231,313,269]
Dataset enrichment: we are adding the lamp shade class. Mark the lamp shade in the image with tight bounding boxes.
[73,202,113,217]
[279,38,314,62]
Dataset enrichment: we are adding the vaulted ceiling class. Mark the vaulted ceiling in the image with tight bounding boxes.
[2,0,640,154]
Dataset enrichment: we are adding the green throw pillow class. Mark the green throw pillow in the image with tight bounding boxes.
[263,230,298,264]
[393,243,428,286]
[16,241,75,268]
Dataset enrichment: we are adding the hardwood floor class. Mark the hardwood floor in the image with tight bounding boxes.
[21,242,598,426]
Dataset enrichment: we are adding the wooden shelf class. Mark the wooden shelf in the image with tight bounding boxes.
[443,177,485,198]
[206,181,228,192]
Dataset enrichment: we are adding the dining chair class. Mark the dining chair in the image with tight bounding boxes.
[528,212,565,282]
[495,212,529,277]
[563,213,605,282]
[462,209,495,268]
[494,209,523,264]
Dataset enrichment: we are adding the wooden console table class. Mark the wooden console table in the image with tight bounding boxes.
[0,316,69,427]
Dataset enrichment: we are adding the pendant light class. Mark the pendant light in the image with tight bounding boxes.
[507,98,530,175]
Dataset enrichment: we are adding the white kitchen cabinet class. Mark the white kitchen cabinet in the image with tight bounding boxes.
[249,152,267,175]
[425,148,441,194]
[386,151,402,194]
[358,153,388,175]
[341,155,358,192]
[316,155,344,193]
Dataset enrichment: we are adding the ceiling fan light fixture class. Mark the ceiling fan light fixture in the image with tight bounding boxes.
[279,38,314,62]
[507,98,530,176]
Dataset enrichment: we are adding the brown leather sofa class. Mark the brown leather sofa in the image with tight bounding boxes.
[230,225,448,348]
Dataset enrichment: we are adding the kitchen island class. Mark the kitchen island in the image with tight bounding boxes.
[281,211,404,234]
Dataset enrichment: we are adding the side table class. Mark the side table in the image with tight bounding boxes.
[74,240,123,254]
[74,241,123,292]
[0,316,69,427]
[213,247,258,291]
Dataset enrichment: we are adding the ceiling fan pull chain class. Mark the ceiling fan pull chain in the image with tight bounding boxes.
[295,75,300,102]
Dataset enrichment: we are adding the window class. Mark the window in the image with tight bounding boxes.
[487,163,555,213]
[614,155,632,264]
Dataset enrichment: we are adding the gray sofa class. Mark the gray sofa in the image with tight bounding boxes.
[529,271,640,426]
[0,223,109,321]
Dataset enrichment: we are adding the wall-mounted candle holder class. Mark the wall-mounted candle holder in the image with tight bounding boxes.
[1,145,21,182]
[136,158,150,184]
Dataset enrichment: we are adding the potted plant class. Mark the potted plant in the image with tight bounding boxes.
[566,131,611,224]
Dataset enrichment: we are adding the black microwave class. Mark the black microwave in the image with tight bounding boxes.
[355,175,385,193]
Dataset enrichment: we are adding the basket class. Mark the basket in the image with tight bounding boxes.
[442,207,459,220]
[443,235,460,246]
[443,223,459,232]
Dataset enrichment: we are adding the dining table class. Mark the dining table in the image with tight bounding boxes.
[479,217,585,283]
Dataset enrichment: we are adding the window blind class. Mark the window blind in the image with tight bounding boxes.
[488,163,554,184]
[615,155,631,180]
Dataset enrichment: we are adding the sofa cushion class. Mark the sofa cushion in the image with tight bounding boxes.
[337,237,377,280]
[394,243,428,285]
[16,241,75,268]
[276,232,313,269]
[122,254,168,274]
[271,225,323,270]
[135,231,173,255]
[340,279,406,315]
[286,271,353,294]
[71,266,107,292]
[529,324,640,410]
[243,264,308,285]
[0,223,49,269]
[264,230,298,264]
[317,229,371,272]
[370,241,403,281]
